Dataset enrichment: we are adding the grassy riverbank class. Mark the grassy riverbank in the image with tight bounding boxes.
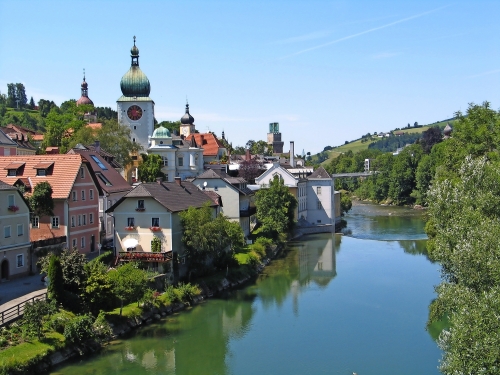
[0,233,280,374]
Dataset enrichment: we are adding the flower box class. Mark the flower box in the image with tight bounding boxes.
[135,208,145,212]
[8,205,19,212]
[150,226,161,232]
[125,226,135,231]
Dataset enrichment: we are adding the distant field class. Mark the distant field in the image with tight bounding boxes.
[318,119,455,165]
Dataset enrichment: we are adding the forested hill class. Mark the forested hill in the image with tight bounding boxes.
[310,118,454,164]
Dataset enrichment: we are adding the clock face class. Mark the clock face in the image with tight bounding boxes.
[182,127,188,136]
[127,105,143,121]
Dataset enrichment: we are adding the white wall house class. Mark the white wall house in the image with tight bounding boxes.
[107,179,219,278]
[306,167,335,227]
[255,162,307,221]
[192,169,255,237]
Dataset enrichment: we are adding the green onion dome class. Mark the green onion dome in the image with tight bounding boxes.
[120,37,151,97]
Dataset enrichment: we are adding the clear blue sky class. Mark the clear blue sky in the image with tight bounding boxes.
[1,0,499,155]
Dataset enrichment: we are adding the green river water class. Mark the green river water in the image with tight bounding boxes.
[51,202,442,375]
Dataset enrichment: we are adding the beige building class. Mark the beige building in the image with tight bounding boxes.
[0,182,31,280]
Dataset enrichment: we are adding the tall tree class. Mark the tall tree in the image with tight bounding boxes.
[138,153,164,182]
[30,181,54,218]
[426,156,500,374]
[238,158,261,183]
[47,255,64,303]
[6,83,16,108]
[29,96,35,109]
[420,126,442,154]
[255,175,297,237]
[15,83,27,108]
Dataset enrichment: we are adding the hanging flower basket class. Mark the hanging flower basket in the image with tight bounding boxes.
[8,205,19,212]
[125,226,135,231]
[150,226,161,232]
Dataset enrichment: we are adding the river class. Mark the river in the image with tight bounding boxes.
[51,202,442,375]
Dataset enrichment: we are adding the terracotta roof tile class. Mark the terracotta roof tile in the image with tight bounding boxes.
[186,133,224,156]
[4,162,25,170]
[0,155,83,199]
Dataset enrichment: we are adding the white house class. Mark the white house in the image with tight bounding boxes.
[192,169,255,237]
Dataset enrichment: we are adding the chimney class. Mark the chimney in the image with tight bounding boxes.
[94,140,101,153]
[245,148,250,161]
[156,177,163,184]
[175,176,182,186]
[290,141,295,168]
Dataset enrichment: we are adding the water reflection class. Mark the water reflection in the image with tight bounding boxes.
[51,204,441,375]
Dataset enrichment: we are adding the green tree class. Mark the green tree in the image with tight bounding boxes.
[29,96,35,109]
[22,300,57,340]
[30,181,54,218]
[37,99,57,118]
[109,263,148,315]
[388,144,422,205]
[156,120,181,135]
[95,119,142,166]
[6,83,16,108]
[340,193,352,216]
[179,203,243,266]
[47,255,64,303]
[15,83,27,108]
[426,156,500,374]
[255,175,297,237]
[138,153,165,182]
[83,260,113,316]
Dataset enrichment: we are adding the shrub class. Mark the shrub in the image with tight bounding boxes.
[250,243,266,259]
[164,285,183,304]
[45,310,74,334]
[63,315,95,345]
[92,312,112,344]
[247,251,261,267]
[177,283,201,303]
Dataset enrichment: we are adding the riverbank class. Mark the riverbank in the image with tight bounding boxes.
[0,243,284,375]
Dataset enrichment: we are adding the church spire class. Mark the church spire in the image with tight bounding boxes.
[76,69,94,106]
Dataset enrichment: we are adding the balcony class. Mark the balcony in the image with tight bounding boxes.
[118,251,173,263]
[240,206,257,217]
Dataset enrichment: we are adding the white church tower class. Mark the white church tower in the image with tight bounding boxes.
[117,36,154,152]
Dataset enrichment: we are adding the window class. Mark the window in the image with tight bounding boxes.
[71,216,75,227]
[152,218,160,227]
[90,213,94,224]
[81,237,85,248]
[214,186,218,191]
[317,187,322,195]
[4,226,11,238]
[162,157,168,166]
[78,215,81,226]
[83,214,87,225]
[90,155,108,170]
[90,189,94,200]
[132,138,136,143]
[178,157,184,167]
[317,200,322,210]
[72,191,77,201]
[81,190,85,201]
[108,200,112,208]
[72,239,77,248]
[32,216,39,228]
[8,194,14,207]
[16,254,24,268]
[137,200,144,209]
[17,224,23,236]
[7,169,16,176]
[80,167,85,178]
[37,169,46,176]
[52,217,59,228]
[97,173,113,186]
[127,218,135,227]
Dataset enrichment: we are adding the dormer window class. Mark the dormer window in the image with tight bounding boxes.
[33,161,54,176]
[4,162,25,177]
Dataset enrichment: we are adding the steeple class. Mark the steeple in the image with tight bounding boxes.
[181,102,195,124]
[120,36,151,97]
[76,69,94,106]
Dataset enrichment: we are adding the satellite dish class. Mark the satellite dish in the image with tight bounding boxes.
[203,181,207,187]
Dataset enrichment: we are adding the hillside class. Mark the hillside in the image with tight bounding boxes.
[312,118,455,165]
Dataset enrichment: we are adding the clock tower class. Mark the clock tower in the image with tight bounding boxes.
[117,36,154,152]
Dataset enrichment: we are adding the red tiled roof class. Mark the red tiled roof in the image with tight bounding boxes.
[0,155,83,199]
[185,133,224,156]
